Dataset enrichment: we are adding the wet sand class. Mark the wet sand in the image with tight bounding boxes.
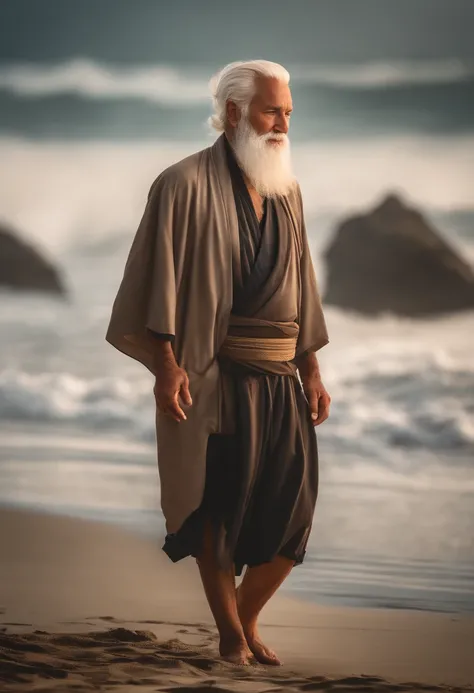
[1,507,473,692]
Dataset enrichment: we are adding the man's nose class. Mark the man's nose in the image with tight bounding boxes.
[274,116,289,134]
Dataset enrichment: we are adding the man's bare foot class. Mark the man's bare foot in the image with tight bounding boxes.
[219,635,254,666]
[242,627,281,666]
[235,586,282,666]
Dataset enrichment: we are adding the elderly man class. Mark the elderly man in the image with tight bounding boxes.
[106,60,330,666]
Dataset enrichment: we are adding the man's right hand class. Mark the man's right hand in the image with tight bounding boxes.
[153,362,192,423]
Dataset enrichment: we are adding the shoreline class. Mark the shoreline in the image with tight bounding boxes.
[1,506,473,691]
[1,497,472,617]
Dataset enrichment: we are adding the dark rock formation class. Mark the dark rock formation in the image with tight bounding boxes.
[323,194,474,317]
[0,225,66,296]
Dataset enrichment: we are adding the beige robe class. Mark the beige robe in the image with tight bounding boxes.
[106,134,329,534]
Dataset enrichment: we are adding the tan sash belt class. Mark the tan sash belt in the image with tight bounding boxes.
[219,335,297,362]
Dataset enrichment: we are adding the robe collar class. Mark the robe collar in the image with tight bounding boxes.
[210,133,242,287]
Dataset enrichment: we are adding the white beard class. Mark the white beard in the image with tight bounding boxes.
[231,117,296,198]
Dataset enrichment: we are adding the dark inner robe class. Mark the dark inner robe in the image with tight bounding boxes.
[225,135,277,312]
[162,136,319,575]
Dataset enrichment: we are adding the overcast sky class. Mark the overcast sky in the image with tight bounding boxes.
[1,0,473,65]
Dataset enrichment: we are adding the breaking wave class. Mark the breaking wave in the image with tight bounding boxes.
[1,345,473,462]
[295,59,474,88]
[0,369,155,441]
[0,58,473,103]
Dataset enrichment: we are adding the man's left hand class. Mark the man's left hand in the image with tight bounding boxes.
[302,377,331,426]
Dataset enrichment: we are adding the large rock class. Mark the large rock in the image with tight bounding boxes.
[0,225,66,296]
[323,194,474,317]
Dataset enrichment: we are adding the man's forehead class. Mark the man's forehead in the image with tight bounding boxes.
[253,76,292,106]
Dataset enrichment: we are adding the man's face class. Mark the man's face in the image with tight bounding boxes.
[226,75,295,197]
[247,76,293,145]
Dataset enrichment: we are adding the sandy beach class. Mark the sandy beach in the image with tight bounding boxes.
[0,507,472,692]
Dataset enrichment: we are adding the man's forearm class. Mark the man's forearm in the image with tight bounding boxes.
[295,350,321,382]
[149,335,178,373]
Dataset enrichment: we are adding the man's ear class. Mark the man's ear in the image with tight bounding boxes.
[226,100,240,128]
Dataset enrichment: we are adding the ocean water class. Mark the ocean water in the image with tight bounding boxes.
[1,5,474,613]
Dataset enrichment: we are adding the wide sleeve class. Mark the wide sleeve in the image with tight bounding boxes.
[105,172,179,374]
[294,189,330,358]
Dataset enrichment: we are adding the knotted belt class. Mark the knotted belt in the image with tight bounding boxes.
[218,315,299,363]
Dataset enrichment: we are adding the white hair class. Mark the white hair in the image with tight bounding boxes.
[208,60,290,132]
